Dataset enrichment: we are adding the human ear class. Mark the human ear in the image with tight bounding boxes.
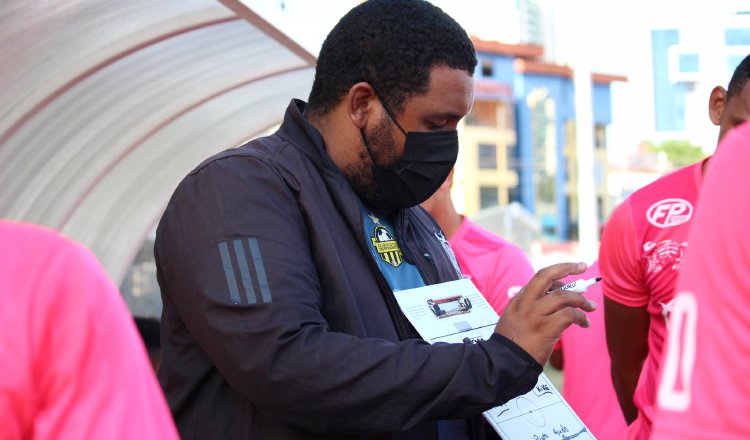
[708,86,727,126]
[346,82,377,130]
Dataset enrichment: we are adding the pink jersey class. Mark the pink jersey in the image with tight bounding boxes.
[599,159,704,439]
[449,217,535,314]
[0,221,178,440]
[652,122,750,439]
[558,261,627,439]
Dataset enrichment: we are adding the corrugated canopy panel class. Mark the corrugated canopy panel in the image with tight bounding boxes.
[0,0,316,283]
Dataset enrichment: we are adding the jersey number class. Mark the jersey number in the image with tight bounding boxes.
[657,291,698,411]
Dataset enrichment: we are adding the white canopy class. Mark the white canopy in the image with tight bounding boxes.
[0,0,316,283]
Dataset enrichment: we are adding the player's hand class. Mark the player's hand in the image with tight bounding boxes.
[493,262,597,366]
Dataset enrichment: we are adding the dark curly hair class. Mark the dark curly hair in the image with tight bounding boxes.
[306,0,477,117]
[727,53,750,98]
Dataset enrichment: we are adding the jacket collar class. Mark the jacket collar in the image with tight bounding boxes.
[277,99,414,228]
[277,99,340,173]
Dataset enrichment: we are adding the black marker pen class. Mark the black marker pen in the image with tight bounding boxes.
[547,277,602,294]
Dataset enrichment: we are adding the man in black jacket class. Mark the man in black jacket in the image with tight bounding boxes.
[154,1,596,438]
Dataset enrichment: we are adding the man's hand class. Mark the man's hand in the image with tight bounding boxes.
[494,262,597,366]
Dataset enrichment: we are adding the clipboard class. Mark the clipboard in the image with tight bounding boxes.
[393,278,596,440]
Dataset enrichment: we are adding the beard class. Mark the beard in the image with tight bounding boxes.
[343,113,400,217]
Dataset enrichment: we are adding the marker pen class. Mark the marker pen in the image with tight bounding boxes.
[547,277,602,294]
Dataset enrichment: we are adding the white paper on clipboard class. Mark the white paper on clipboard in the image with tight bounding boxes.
[393,278,596,440]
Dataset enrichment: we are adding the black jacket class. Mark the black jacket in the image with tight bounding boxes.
[154,99,542,439]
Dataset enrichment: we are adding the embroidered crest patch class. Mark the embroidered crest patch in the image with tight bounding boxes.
[370,225,403,267]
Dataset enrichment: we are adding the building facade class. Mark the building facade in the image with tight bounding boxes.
[455,38,624,241]
[651,12,750,150]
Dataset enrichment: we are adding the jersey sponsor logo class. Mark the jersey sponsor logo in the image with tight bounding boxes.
[646,198,693,228]
[645,240,687,274]
[370,225,403,267]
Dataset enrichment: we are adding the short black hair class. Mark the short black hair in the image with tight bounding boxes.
[306,0,477,116]
[727,53,750,98]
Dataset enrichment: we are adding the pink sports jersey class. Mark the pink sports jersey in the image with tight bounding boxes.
[652,122,750,439]
[449,217,535,314]
[0,221,178,439]
[558,261,627,439]
[599,159,704,439]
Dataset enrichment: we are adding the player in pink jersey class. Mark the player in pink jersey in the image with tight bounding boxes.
[600,54,750,439]
[551,261,627,440]
[0,220,178,440]
[651,120,750,439]
[421,169,535,314]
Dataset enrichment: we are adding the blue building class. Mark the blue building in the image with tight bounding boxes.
[457,38,624,241]
[651,13,750,148]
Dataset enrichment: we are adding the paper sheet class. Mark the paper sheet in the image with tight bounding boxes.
[393,278,596,440]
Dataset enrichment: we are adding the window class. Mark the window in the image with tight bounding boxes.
[481,59,493,77]
[594,124,606,149]
[508,184,521,204]
[725,28,750,46]
[678,53,699,73]
[479,186,499,209]
[465,101,497,127]
[498,101,515,130]
[507,142,520,170]
[478,143,497,170]
[536,174,555,204]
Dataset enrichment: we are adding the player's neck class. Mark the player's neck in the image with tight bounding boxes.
[435,206,462,240]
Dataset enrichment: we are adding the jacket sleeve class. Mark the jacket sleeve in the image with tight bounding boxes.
[155,154,541,434]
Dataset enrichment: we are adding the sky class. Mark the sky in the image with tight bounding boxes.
[247,0,749,166]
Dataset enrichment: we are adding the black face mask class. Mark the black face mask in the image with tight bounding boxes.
[361,101,459,209]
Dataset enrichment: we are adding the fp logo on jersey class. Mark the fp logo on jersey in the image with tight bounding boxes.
[646,198,693,228]
[370,225,403,267]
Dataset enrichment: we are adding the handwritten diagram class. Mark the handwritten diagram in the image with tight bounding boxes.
[393,279,596,440]
[484,374,595,440]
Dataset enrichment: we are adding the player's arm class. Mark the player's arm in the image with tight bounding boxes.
[604,297,649,424]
